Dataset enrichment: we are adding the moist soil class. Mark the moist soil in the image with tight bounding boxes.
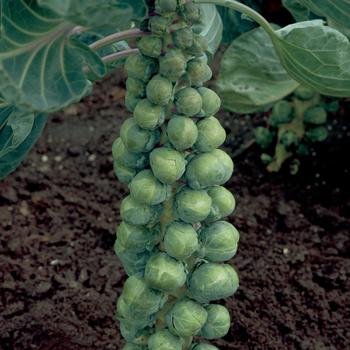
[0,71,349,350]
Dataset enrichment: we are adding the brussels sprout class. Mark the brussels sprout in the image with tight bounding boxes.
[304,106,327,125]
[159,49,187,81]
[306,126,328,142]
[195,117,226,152]
[126,78,146,98]
[122,343,146,350]
[269,100,293,126]
[164,221,199,260]
[138,36,163,58]
[185,149,234,189]
[176,188,212,223]
[188,263,239,303]
[199,304,231,339]
[115,221,161,253]
[186,58,212,86]
[197,87,221,117]
[181,2,202,24]
[112,138,148,170]
[148,329,183,350]
[186,34,208,56]
[117,275,167,320]
[280,130,298,148]
[206,186,236,222]
[192,344,219,350]
[150,147,186,184]
[173,27,194,49]
[125,92,143,112]
[149,15,169,35]
[115,248,153,276]
[120,195,160,226]
[166,298,208,336]
[294,85,316,100]
[125,53,158,82]
[167,116,198,150]
[121,118,160,153]
[254,127,274,149]
[155,0,178,15]
[199,221,239,262]
[129,169,169,205]
[114,162,136,184]
[144,252,187,292]
[175,87,202,116]
[134,99,166,130]
[146,75,173,106]
[120,321,153,345]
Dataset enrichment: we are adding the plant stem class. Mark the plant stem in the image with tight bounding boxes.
[89,29,149,51]
[193,0,276,38]
[69,26,87,35]
[101,48,139,65]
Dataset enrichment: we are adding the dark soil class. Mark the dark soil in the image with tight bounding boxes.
[0,71,349,350]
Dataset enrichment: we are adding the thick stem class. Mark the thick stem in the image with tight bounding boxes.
[101,48,139,65]
[89,28,149,51]
[193,0,276,38]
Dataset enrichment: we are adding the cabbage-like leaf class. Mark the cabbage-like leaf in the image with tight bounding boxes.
[217,27,299,114]
[0,0,106,112]
[282,0,313,21]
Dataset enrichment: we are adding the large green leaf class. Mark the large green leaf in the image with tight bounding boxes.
[0,101,47,180]
[0,0,106,112]
[282,0,312,21]
[194,4,223,59]
[217,27,299,114]
[38,0,147,29]
[273,20,350,97]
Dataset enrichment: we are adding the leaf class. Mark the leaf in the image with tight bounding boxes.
[282,0,312,21]
[0,104,47,180]
[273,20,350,97]
[217,27,299,114]
[38,0,147,29]
[0,0,106,112]
[194,4,223,59]
[299,0,350,31]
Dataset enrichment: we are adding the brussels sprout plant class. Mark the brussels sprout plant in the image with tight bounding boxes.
[1,0,350,349]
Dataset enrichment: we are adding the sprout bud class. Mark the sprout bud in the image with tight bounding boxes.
[126,78,146,98]
[186,58,212,86]
[112,138,148,170]
[129,169,169,205]
[114,162,136,184]
[121,118,160,153]
[164,221,199,260]
[306,126,328,142]
[254,127,274,149]
[150,147,186,184]
[304,106,327,125]
[206,186,236,222]
[199,221,239,262]
[148,329,183,350]
[181,3,202,24]
[186,34,208,56]
[195,117,226,152]
[125,92,143,112]
[159,49,187,81]
[138,36,163,58]
[167,116,198,150]
[192,344,219,350]
[199,304,231,339]
[175,87,203,116]
[270,101,293,126]
[120,195,160,226]
[166,298,208,336]
[294,85,316,100]
[197,87,221,117]
[115,221,161,253]
[120,321,153,345]
[188,262,239,303]
[185,149,234,189]
[176,188,212,223]
[122,343,146,350]
[144,252,187,292]
[134,99,165,130]
[173,27,194,49]
[146,74,173,106]
[125,53,158,82]
[149,15,169,35]
[155,0,178,15]
[280,130,298,148]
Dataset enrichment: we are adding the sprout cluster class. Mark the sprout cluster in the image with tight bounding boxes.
[112,2,240,349]
[254,87,339,173]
